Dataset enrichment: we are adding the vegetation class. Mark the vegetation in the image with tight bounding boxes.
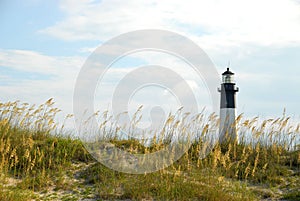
[0,99,299,200]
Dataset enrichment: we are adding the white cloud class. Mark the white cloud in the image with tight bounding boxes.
[39,0,300,50]
[0,49,85,118]
[93,51,215,118]
[0,49,83,77]
[79,46,98,53]
[0,48,212,128]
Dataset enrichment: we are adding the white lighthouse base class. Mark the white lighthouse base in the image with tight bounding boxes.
[219,108,238,143]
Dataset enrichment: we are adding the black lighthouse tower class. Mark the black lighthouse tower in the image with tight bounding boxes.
[218,68,239,143]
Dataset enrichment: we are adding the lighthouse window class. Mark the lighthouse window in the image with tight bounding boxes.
[223,75,234,83]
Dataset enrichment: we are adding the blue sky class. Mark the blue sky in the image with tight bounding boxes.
[1,0,300,128]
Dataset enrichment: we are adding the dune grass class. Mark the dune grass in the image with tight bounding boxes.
[0,99,299,200]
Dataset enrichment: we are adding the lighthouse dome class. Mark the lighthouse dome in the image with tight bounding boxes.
[222,68,234,75]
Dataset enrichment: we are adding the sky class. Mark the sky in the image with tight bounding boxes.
[1,0,300,129]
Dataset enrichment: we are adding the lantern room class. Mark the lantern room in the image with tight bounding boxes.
[222,68,235,83]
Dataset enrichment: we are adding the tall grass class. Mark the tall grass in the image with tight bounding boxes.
[0,99,299,200]
[0,99,91,192]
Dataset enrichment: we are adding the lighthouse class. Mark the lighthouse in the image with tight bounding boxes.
[218,68,239,143]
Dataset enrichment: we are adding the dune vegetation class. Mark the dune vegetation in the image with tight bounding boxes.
[0,99,299,200]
